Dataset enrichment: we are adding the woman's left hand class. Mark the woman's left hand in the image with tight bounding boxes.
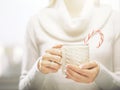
[65,61,100,83]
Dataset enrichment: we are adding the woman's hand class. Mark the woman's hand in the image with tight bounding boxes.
[38,45,62,74]
[65,61,100,83]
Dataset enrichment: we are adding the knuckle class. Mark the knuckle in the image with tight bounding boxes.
[52,69,58,73]
[55,65,59,69]
[55,55,61,59]
[54,64,60,70]
[45,49,49,53]
[70,72,75,77]
[55,69,59,72]
[54,56,61,62]
[42,54,49,60]
[58,49,62,56]
[57,65,61,69]
[42,55,46,60]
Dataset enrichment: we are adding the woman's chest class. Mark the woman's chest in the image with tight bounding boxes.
[36,13,115,70]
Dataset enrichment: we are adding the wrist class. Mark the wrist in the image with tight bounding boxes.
[36,57,42,72]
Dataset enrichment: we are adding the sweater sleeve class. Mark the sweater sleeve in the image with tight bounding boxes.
[19,17,46,90]
[95,12,120,90]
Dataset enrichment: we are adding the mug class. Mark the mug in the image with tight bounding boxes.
[61,44,89,74]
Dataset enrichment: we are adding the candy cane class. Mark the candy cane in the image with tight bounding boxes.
[84,30,104,48]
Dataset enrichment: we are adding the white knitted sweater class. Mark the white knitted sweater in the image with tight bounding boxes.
[19,1,120,90]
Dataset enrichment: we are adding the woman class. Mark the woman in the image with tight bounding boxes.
[19,0,120,90]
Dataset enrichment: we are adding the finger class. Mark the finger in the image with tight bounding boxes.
[42,60,61,70]
[66,69,80,82]
[67,64,89,77]
[52,44,63,48]
[86,66,99,83]
[90,66,99,78]
[46,48,62,57]
[80,61,98,69]
[66,68,88,83]
[42,53,61,64]
[42,66,58,74]
[67,64,100,83]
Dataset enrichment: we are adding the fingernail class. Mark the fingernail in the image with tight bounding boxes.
[65,64,69,68]
[65,72,68,78]
[64,69,67,73]
[79,64,84,69]
[65,75,68,78]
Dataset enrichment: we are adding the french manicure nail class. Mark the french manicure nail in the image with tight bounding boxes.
[65,64,69,68]
[65,75,68,78]
[64,69,67,73]
[79,64,84,69]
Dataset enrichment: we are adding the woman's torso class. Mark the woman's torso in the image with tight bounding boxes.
[31,6,115,90]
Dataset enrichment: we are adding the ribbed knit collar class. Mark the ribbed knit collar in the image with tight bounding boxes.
[38,0,112,42]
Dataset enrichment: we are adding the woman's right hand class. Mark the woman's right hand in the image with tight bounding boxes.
[38,45,62,74]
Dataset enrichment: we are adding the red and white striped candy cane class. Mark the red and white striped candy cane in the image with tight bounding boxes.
[84,30,104,48]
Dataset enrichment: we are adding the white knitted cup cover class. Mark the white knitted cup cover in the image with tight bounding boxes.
[61,44,89,74]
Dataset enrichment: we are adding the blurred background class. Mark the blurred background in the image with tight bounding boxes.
[0,0,120,90]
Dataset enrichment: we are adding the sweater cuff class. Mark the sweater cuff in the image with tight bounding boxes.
[95,63,119,90]
[19,57,46,90]
[30,56,46,78]
[28,57,46,88]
